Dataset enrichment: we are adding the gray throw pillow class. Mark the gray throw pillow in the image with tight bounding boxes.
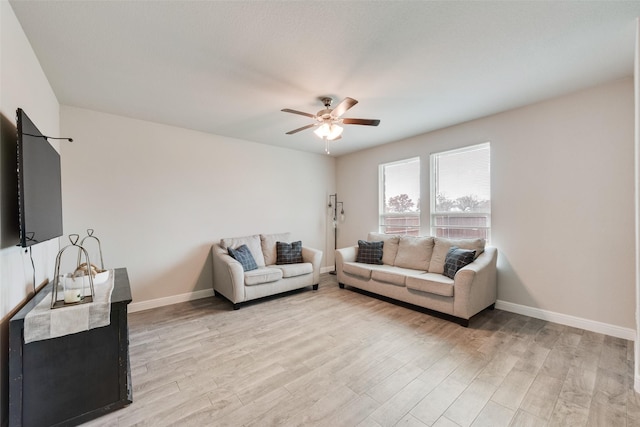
[228,244,258,271]
[443,246,476,279]
[276,241,303,264]
[356,240,384,265]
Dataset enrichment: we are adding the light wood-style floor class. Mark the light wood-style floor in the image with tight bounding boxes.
[84,274,640,427]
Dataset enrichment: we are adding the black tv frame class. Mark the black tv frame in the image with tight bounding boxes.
[16,108,63,248]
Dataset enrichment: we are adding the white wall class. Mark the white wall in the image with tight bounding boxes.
[2,0,636,415]
[60,106,335,307]
[337,78,635,331]
[0,1,61,425]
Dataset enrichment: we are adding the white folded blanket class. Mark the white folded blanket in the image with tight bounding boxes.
[24,270,115,344]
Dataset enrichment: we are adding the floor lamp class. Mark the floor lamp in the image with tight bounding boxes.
[328,193,344,275]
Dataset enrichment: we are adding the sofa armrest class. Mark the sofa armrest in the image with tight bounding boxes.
[336,246,358,263]
[211,244,245,303]
[302,246,323,284]
[452,247,498,319]
[336,246,358,283]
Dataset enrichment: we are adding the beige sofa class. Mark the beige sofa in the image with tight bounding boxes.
[212,232,322,309]
[336,232,497,326]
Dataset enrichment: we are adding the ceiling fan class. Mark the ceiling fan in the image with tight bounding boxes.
[281,97,380,153]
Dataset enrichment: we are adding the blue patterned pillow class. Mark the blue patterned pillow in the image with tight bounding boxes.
[356,240,384,265]
[228,244,258,271]
[443,246,476,279]
[276,241,303,264]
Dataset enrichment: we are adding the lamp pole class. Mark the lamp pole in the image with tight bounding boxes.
[328,193,344,275]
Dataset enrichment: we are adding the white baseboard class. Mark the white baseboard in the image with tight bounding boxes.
[635,375,640,393]
[129,288,214,313]
[495,300,636,341]
[129,269,336,313]
[127,292,635,341]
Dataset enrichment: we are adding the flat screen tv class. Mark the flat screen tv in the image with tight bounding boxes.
[17,108,63,247]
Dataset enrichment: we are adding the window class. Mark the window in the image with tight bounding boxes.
[379,157,420,235]
[430,143,490,240]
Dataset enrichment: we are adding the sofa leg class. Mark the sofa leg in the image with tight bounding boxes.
[459,318,469,327]
[339,283,345,289]
[233,303,241,310]
[488,303,495,310]
[313,284,319,290]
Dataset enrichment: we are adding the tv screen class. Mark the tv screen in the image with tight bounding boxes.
[17,108,63,247]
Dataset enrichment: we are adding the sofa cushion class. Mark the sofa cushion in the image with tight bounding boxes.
[277,262,313,278]
[276,241,303,264]
[343,262,373,280]
[370,265,423,287]
[221,234,265,267]
[406,273,454,297]
[260,232,291,266]
[227,244,258,272]
[443,247,476,279]
[368,232,400,265]
[356,240,384,265]
[429,237,485,274]
[244,267,283,286]
[394,236,435,271]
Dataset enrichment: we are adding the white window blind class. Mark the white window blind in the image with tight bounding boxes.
[379,157,420,235]
[430,143,491,240]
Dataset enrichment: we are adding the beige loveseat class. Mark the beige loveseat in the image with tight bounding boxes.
[212,232,322,309]
[336,232,497,326]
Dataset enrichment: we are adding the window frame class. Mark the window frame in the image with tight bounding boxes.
[429,142,491,241]
[378,157,421,236]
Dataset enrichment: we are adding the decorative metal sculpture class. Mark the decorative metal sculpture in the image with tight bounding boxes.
[51,234,95,309]
[79,228,105,270]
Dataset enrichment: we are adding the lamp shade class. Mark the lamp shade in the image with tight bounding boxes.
[326,124,343,141]
[313,123,329,138]
[314,123,343,140]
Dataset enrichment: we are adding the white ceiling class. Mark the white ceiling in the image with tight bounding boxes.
[9,1,640,156]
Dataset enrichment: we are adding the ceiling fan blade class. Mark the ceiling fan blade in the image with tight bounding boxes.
[332,97,358,118]
[342,118,380,126]
[285,123,317,135]
[281,108,316,119]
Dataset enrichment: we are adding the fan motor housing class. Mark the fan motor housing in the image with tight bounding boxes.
[317,108,333,119]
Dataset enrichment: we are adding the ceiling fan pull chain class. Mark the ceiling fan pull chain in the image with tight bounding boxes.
[325,139,330,155]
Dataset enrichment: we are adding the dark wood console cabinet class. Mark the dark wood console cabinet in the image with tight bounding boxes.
[9,268,132,427]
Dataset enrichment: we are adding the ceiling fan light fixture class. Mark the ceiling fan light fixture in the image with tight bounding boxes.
[314,122,343,141]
